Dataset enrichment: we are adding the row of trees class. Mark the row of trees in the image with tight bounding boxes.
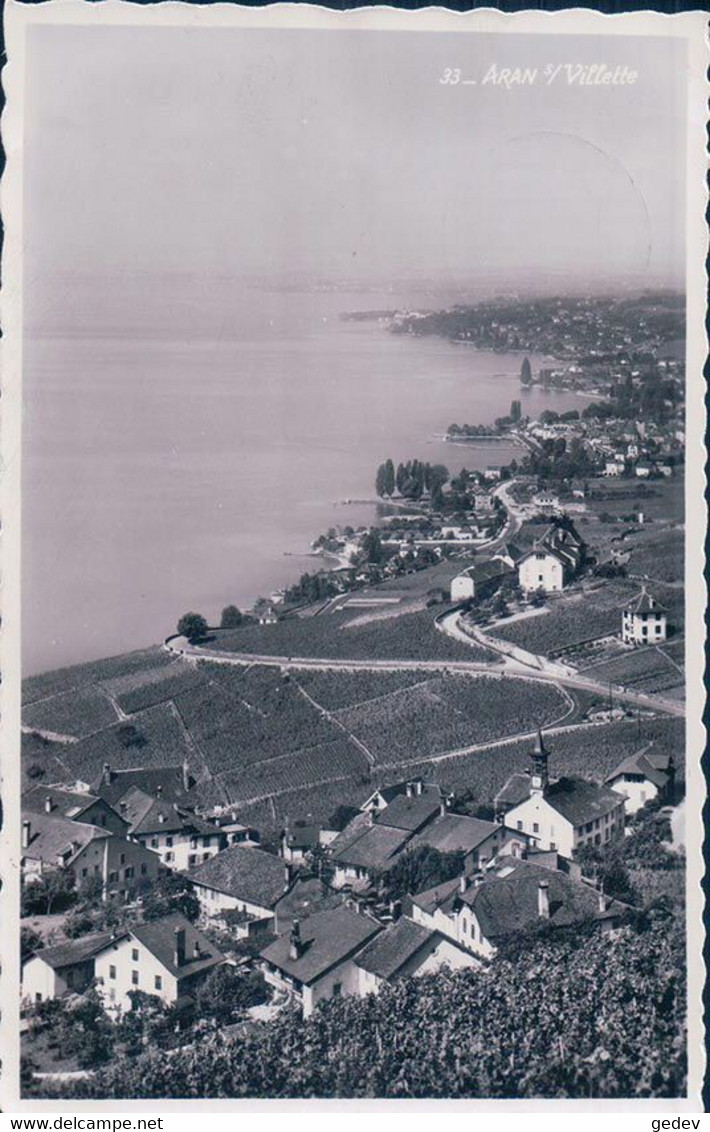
[375,460,450,502]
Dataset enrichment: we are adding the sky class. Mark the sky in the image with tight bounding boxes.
[24,24,686,300]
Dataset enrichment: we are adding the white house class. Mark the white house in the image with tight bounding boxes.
[261,905,382,1017]
[187,844,290,929]
[622,588,667,645]
[21,811,160,901]
[354,916,479,995]
[517,524,583,594]
[410,858,628,960]
[497,732,626,858]
[22,931,115,1008]
[449,560,512,603]
[94,913,225,1015]
[604,747,675,815]
[604,459,626,477]
[118,787,226,871]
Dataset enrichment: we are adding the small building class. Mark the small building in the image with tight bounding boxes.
[359,779,440,817]
[410,812,529,872]
[188,844,290,929]
[410,859,629,960]
[20,812,160,901]
[532,490,561,515]
[498,732,626,858]
[604,747,675,814]
[281,822,321,865]
[118,786,226,871]
[211,813,261,847]
[450,560,512,603]
[260,906,382,1017]
[273,874,344,936]
[354,916,478,996]
[517,523,584,594]
[622,588,667,645]
[91,763,194,808]
[634,460,653,478]
[604,459,626,477]
[482,466,502,481]
[22,785,130,839]
[94,913,225,1015]
[22,932,115,1008]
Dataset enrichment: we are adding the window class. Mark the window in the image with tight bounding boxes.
[165,852,175,863]
[35,992,42,1003]
[203,852,210,862]
[151,838,158,849]
[81,868,88,878]
[131,970,139,986]
[516,820,523,831]
[203,836,211,848]
[332,982,342,998]
[132,948,139,961]
[124,866,134,880]
[154,975,162,991]
[550,842,557,851]
[109,965,116,980]
[166,837,174,848]
[189,854,197,867]
[120,853,126,865]
[140,864,147,876]
[190,838,198,850]
[532,822,539,833]
[109,871,119,883]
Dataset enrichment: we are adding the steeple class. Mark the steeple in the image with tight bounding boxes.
[530,729,549,795]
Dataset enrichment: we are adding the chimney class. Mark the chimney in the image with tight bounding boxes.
[406,782,414,798]
[389,899,402,923]
[416,780,423,796]
[459,874,467,894]
[598,890,609,914]
[103,763,112,785]
[193,940,202,959]
[158,812,166,824]
[439,798,447,817]
[538,880,550,920]
[182,759,191,793]
[173,926,186,968]
[119,800,127,812]
[156,785,163,798]
[44,796,53,814]
[284,863,291,888]
[22,819,31,849]
[289,919,303,961]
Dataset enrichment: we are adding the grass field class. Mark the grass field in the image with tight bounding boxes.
[209,607,497,663]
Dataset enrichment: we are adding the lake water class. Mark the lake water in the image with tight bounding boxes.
[23,284,585,675]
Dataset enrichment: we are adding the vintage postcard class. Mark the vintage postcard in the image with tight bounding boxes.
[0,1,707,1111]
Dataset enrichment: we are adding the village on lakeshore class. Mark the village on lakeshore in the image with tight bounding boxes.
[20,290,686,1098]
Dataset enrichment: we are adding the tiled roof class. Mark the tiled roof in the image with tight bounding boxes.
[119,786,218,837]
[328,811,373,855]
[377,793,441,833]
[410,875,461,915]
[544,777,625,827]
[354,917,437,979]
[284,824,321,850]
[323,805,361,833]
[411,813,501,856]
[274,876,344,935]
[260,906,382,985]
[24,931,116,971]
[188,844,288,909]
[22,785,124,824]
[460,861,627,940]
[330,823,410,871]
[92,766,190,807]
[99,913,224,980]
[495,773,533,810]
[21,811,108,866]
[605,749,671,791]
[624,589,666,615]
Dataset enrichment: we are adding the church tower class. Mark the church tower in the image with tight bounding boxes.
[530,729,549,796]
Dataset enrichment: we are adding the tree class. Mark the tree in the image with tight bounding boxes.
[520,357,532,386]
[375,846,464,901]
[362,528,383,564]
[21,869,76,916]
[383,459,396,497]
[194,965,268,1026]
[375,464,388,498]
[176,612,208,643]
[139,870,200,923]
[510,399,521,423]
[21,926,44,961]
[220,605,244,629]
